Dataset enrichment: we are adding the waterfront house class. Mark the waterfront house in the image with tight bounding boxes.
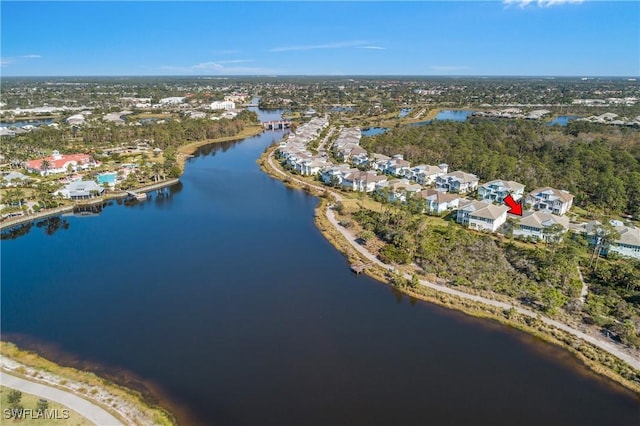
[376,179,422,202]
[526,187,574,215]
[56,180,104,200]
[456,200,509,232]
[435,171,479,194]
[512,211,570,241]
[478,179,526,203]
[415,189,463,214]
[341,171,388,192]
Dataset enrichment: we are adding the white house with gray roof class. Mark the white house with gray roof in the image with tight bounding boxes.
[526,187,574,215]
[478,179,525,203]
[513,211,570,241]
[457,200,509,232]
[609,224,640,259]
[56,180,104,200]
[436,171,479,194]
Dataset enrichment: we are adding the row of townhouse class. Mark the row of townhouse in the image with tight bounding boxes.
[277,116,331,175]
[279,124,583,250]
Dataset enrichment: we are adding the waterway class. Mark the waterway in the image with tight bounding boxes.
[1,108,638,425]
[0,118,55,128]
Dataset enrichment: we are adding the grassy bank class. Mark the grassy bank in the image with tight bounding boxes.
[259,145,640,396]
[0,385,93,426]
[0,342,176,426]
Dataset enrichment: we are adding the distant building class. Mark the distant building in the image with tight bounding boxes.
[609,224,640,259]
[159,97,185,105]
[210,101,236,111]
[26,150,97,176]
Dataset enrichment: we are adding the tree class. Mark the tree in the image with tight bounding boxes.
[7,390,22,407]
[589,223,621,272]
[37,399,49,412]
[40,159,51,176]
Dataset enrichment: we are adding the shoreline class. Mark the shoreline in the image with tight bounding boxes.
[258,145,640,396]
[0,179,181,231]
[176,124,265,171]
[0,342,176,425]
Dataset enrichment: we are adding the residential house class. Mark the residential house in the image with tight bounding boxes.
[341,171,388,192]
[1,172,30,187]
[512,211,570,241]
[415,164,449,185]
[526,187,574,215]
[478,179,526,203]
[435,171,479,193]
[609,224,640,259]
[376,179,422,202]
[415,189,463,214]
[457,200,509,232]
[56,180,104,200]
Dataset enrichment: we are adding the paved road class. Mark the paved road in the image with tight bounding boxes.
[0,371,123,426]
[267,150,640,371]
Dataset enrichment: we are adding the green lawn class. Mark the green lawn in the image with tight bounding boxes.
[0,385,93,426]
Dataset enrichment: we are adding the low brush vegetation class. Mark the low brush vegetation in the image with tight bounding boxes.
[349,206,640,347]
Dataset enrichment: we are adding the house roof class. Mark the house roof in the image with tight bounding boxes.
[529,187,574,203]
[416,188,461,203]
[2,172,29,182]
[470,204,510,220]
[615,225,640,247]
[446,171,478,184]
[482,179,525,191]
[518,211,570,229]
[26,153,92,171]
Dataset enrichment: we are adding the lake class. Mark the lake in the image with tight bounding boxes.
[0,118,55,128]
[1,108,638,425]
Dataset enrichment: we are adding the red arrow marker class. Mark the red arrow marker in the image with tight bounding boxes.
[504,194,523,216]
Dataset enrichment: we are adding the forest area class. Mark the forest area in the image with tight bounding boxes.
[360,119,640,217]
[0,110,259,161]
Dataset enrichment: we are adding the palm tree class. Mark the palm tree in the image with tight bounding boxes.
[40,159,51,176]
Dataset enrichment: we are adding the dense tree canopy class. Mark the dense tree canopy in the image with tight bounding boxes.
[360,119,640,216]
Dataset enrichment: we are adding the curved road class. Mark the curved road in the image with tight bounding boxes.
[0,371,123,426]
[267,150,640,371]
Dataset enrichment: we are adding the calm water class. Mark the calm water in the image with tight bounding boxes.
[548,115,579,126]
[398,108,412,118]
[0,118,55,128]
[411,109,473,126]
[362,127,389,137]
[1,109,639,425]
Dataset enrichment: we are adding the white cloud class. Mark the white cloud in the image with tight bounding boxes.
[503,0,584,7]
[22,54,42,59]
[356,46,386,50]
[210,49,240,55]
[160,60,275,75]
[1,58,15,67]
[430,65,470,72]
[270,40,368,52]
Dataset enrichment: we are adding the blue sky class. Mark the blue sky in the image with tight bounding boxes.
[1,1,638,76]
